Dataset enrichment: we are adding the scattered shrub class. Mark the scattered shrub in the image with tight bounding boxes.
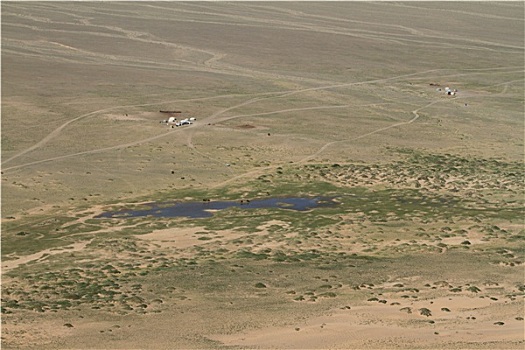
[467,286,481,293]
[419,308,432,317]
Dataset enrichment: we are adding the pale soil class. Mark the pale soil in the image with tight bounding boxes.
[212,297,523,349]
[2,220,524,349]
[1,240,92,272]
[6,289,519,350]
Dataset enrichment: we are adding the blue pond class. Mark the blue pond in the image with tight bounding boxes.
[95,197,337,219]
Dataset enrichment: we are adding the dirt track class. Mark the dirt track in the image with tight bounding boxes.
[3,66,521,175]
[2,2,523,349]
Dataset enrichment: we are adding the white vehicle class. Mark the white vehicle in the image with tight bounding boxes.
[444,87,457,96]
[176,118,193,127]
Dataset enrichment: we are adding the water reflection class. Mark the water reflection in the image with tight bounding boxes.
[95,197,337,219]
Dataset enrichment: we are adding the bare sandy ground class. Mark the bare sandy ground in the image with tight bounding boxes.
[1,240,91,272]
[138,219,290,250]
[212,296,523,349]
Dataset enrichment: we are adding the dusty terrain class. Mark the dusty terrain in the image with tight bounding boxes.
[2,2,524,349]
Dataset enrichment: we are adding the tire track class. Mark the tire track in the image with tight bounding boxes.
[1,93,265,168]
[1,70,432,171]
[4,67,519,173]
[184,102,393,169]
[208,101,434,190]
[209,76,521,189]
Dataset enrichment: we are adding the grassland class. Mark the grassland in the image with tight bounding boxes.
[2,2,524,349]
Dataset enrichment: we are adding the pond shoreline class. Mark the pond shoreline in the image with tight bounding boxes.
[95,196,338,219]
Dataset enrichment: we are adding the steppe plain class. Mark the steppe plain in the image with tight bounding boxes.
[1,2,524,349]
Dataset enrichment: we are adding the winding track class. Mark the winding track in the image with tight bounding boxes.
[1,2,523,266]
[1,93,270,169]
[207,75,523,189]
[3,68,522,177]
[208,99,447,190]
[2,2,523,188]
[2,68,445,172]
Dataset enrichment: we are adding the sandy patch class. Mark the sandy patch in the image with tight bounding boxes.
[137,226,210,249]
[212,296,524,349]
[137,226,249,253]
[2,240,92,272]
[1,313,73,349]
[137,220,290,251]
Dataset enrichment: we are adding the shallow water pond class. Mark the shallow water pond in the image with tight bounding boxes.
[96,197,338,219]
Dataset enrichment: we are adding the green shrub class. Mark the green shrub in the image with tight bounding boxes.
[419,308,432,317]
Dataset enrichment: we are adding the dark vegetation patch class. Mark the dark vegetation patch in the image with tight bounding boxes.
[2,151,523,318]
